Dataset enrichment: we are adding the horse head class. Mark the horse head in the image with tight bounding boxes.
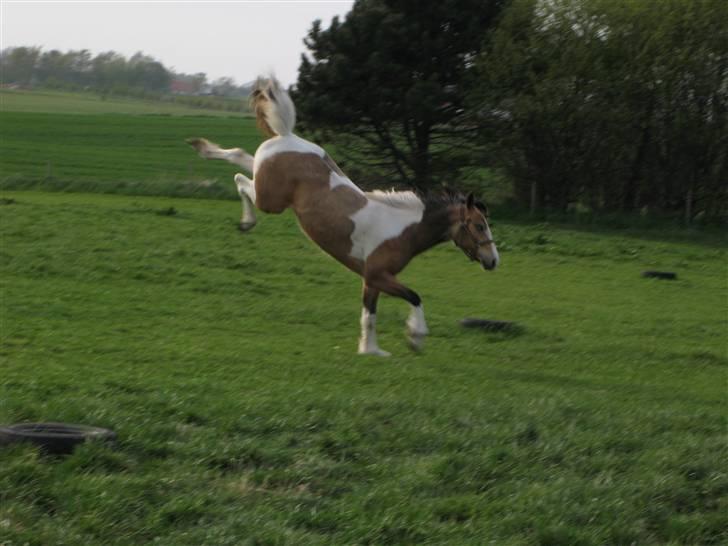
[452,193,499,271]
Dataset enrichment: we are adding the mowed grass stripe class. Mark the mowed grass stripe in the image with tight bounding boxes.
[1,191,726,545]
[0,89,248,117]
[1,111,262,197]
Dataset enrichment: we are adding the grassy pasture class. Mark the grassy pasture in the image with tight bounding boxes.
[1,89,261,201]
[1,190,726,545]
[0,112,260,197]
[0,89,248,117]
[0,110,260,199]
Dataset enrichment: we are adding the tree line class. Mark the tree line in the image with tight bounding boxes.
[296,0,727,223]
[0,47,250,98]
[2,1,725,222]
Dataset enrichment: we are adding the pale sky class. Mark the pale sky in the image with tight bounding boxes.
[1,1,355,86]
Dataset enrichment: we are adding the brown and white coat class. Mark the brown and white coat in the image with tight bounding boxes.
[189,77,498,355]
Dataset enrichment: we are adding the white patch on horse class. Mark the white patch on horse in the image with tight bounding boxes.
[348,193,425,261]
[253,134,325,174]
[329,171,364,193]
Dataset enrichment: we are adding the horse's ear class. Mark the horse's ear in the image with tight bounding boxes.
[466,192,475,209]
[475,200,489,215]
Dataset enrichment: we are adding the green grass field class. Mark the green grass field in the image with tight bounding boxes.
[2,191,726,545]
[1,89,261,200]
[1,91,727,545]
[0,89,248,117]
[0,110,260,198]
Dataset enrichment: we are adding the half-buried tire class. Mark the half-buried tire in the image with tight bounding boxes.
[0,423,116,455]
[460,318,520,332]
[642,271,677,280]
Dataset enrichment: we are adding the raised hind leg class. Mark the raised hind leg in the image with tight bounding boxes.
[186,137,258,231]
[358,283,390,357]
[366,272,429,352]
[187,138,254,172]
[234,173,257,232]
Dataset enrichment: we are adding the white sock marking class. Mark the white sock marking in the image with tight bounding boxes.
[358,309,390,356]
[407,305,428,336]
[234,173,257,225]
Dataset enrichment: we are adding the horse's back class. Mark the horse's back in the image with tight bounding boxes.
[253,135,331,213]
[253,134,325,174]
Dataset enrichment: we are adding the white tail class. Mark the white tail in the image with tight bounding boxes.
[250,76,296,137]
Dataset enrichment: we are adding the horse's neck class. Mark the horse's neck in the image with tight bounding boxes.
[409,205,455,256]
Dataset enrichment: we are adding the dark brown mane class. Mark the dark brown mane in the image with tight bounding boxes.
[420,188,466,214]
[421,188,489,216]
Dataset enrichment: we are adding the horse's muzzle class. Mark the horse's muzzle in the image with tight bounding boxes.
[481,257,498,271]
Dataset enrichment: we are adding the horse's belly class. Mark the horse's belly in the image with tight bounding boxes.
[295,211,361,270]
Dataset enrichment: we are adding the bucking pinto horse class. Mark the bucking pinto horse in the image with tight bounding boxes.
[188,77,499,356]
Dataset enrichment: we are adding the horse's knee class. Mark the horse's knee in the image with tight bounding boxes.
[365,272,421,307]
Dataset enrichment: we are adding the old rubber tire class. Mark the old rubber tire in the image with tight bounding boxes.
[0,423,116,454]
[642,271,677,280]
[460,318,518,332]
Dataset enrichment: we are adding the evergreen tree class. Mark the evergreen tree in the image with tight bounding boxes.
[295,0,505,190]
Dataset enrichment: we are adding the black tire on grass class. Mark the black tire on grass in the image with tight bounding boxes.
[0,423,116,455]
[642,271,678,280]
[460,318,519,332]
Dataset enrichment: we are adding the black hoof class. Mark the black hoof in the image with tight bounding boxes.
[239,221,257,232]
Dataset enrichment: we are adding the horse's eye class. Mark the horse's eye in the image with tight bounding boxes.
[476,224,486,233]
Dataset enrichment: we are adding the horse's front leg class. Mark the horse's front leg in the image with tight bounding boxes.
[234,173,257,232]
[406,304,429,351]
[367,272,428,352]
[358,283,391,357]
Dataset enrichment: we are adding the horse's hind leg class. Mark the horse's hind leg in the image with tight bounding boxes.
[358,283,390,357]
[234,173,257,231]
[187,138,255,173]
[367,272,428,352]
[187,138,257,230]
